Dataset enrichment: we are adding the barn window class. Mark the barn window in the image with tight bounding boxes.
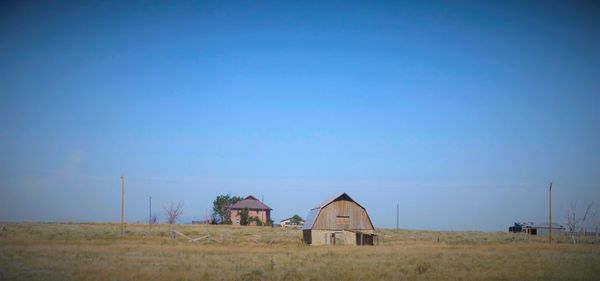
[336,216,350,229]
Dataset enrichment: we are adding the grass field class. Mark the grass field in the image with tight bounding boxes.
[1,223,599,280]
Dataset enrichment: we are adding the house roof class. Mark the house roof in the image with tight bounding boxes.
[230,195,272,210]
[515,222,564,229]
[280,217,305,222]
[302,192,373,230]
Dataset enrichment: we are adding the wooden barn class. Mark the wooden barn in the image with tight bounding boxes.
[302,193,377,245]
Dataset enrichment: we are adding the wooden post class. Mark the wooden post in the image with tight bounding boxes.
[396,203,399,232]
[149,196,152,229]
[549,182,552,244]
[121,176,125,238]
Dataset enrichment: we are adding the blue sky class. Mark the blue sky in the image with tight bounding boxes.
[1,1,599,231]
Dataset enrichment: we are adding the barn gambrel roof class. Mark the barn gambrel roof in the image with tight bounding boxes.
[302,192,374,230]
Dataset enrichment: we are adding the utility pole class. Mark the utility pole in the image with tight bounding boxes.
[396,203,399,232]
[549,182,552,244]
[121,175,125,238]
[149,196,152,229]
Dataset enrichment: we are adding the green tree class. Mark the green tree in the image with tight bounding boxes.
[249,216,263,226]
[290,214,303,225]
[212,194,243,224]
[239,208,249,226]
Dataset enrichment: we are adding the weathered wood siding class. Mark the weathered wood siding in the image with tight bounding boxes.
[302,230,312,244]
[307,230,357,245]
[312,199,374,230]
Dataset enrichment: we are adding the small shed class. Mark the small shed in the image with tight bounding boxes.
[509,222,565,236]
[302,193,377,246]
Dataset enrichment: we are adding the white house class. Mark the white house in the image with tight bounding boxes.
[280,216,304,228]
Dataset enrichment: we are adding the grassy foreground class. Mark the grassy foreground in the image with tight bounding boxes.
[0,223,599,280]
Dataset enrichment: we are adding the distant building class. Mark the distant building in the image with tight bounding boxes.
[230,196,272,226]
[302,192,377,246]
[509,222,565,236]
[280,216,305,228]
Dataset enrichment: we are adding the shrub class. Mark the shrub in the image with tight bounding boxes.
[249,216,263,226]
[283,269,304,281]
[241,269,265,281]
[416,262,431,274]
[240,208,250,226]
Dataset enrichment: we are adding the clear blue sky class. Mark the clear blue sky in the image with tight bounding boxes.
[1,1,599,231]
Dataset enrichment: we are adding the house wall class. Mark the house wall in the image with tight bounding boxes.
[311,199,374,231]
[525,227,565,237]
[231,209,271,225]
[281,219,304,228]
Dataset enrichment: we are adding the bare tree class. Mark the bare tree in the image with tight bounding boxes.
[580,202,593,234]
[164,201,184,238]
[566,202,579,244]
[566,202,578,233]
[202,211,212,224]
[592,208,600,241]
[566,202,594,244]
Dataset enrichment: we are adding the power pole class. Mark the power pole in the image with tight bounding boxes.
[396,203,399,232]
[121,175,125,238]
[149,196,152,229]
[549,182,552,244]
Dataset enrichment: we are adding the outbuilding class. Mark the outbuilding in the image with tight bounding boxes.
[509,222,565,236]
[280,216,305,228]
[302,193,377,245]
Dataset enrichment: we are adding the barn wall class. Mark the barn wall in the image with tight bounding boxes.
[308,230,327,245]
[312,199,374,231]
[303,230,312,244]
[529,228,565,237]
[355,232,377,245]
[308,230,358,245]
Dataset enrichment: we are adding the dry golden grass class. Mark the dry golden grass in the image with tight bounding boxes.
[1,223,599,280]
